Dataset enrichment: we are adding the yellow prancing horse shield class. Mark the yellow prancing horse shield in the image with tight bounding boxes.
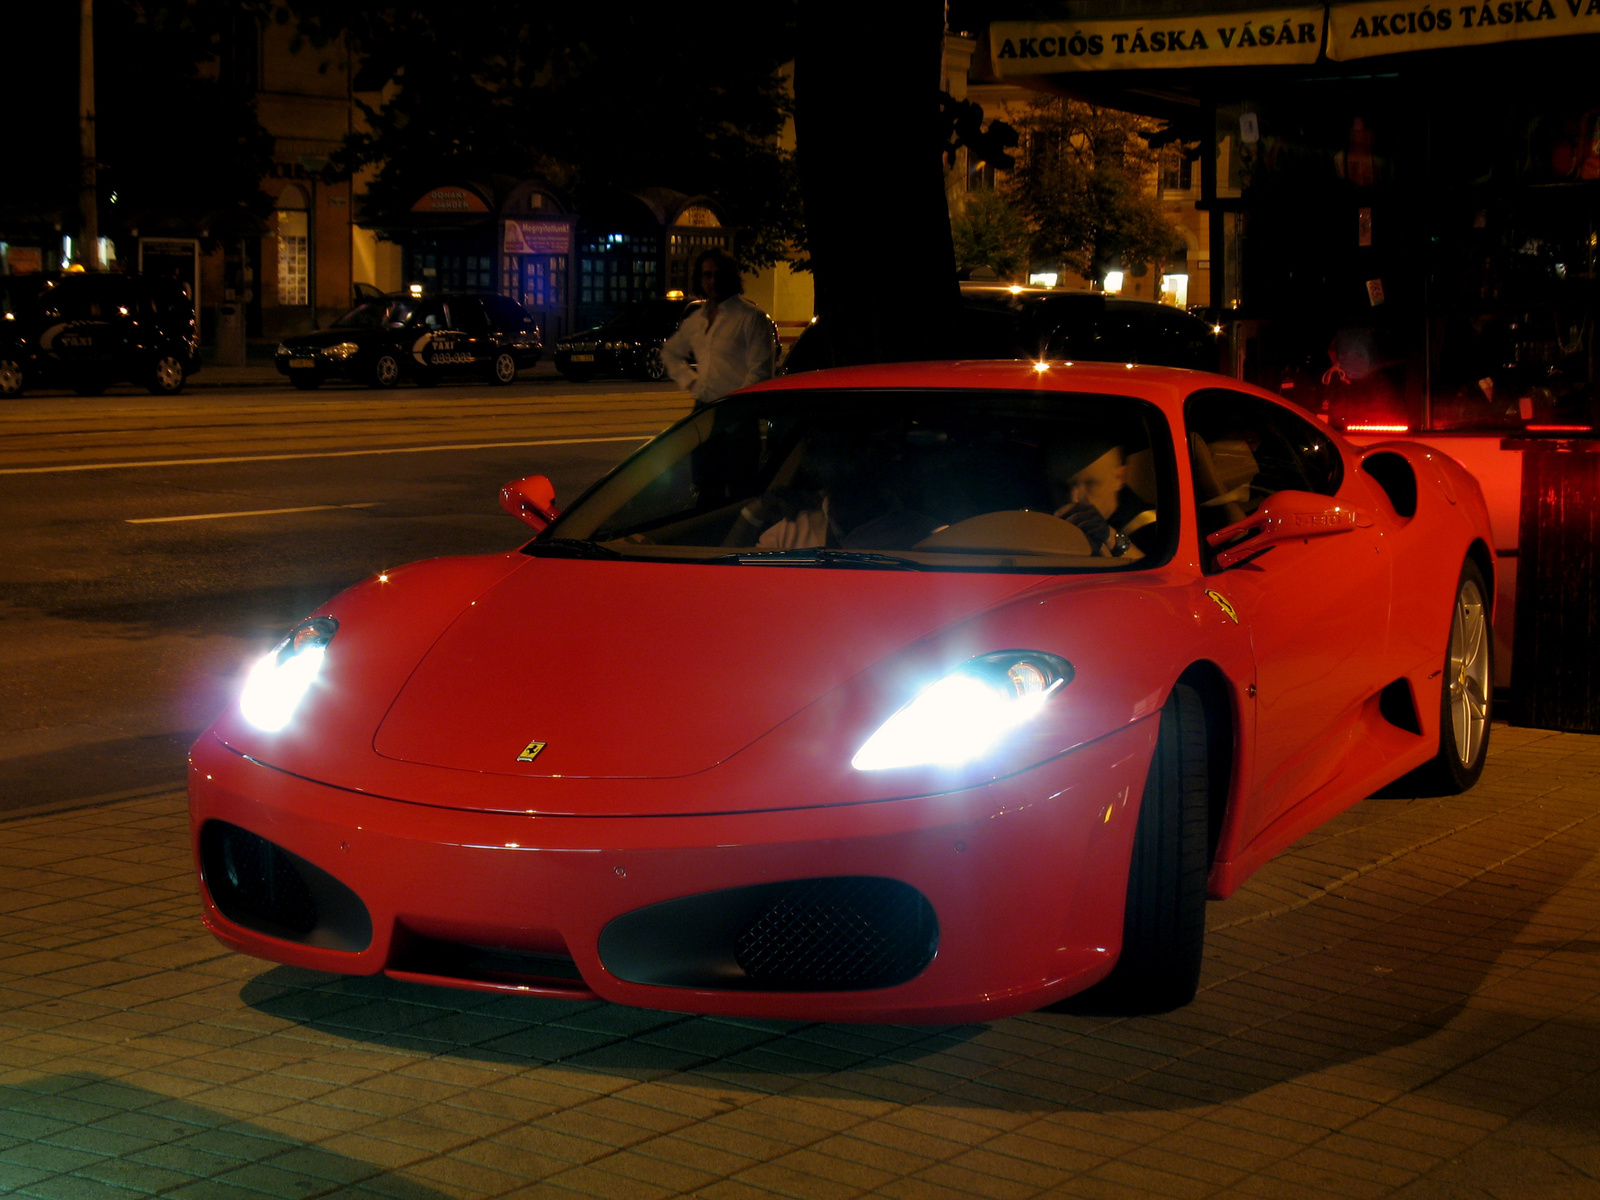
[517,740,547,762]
[1204,589,1239,624]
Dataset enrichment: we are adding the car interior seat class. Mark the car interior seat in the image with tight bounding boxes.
[1189,432,1259,531]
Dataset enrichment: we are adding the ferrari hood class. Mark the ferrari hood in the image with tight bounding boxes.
[372,558,1037,779]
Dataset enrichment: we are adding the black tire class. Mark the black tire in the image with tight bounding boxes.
[1078,682,1210,1014]
[0,357,24,398]
[289,371,323,391]
[147,354,186,395]
[72,376,109,396]
[490,351,518,385]
[640,345,668,382]
[1413,559,1492,794]
[368,352,401,389]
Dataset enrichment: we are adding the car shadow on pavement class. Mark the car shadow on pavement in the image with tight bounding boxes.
[235,797,1597,1120]
[0,1074,450,1198]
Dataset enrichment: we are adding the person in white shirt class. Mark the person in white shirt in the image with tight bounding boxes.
[662,249,776,407]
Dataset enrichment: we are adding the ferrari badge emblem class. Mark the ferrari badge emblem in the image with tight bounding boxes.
[517,740,547,762]
[1204,589,1239,624]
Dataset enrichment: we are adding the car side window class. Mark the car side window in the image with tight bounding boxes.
[1153,312,1220,371]
[414,299,447,330]
[450,298,489,335]
[1092,312,1141,363]
[1185,388,1345,540]
[484,296,525,329]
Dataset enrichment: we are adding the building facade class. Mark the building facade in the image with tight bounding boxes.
[975,3,1600,433]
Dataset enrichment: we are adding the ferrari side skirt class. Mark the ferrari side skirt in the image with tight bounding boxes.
[1208,668,1440,898]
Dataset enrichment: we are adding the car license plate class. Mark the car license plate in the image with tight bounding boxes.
[570,354,594,362]
[290,358,316,369]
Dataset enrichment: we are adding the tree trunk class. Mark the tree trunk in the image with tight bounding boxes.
[794,1,960,366]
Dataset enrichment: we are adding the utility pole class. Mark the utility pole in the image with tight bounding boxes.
[79,0,101,270]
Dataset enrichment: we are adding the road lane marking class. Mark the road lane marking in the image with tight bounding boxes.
[127,503,379,524]
[0,433,653,476]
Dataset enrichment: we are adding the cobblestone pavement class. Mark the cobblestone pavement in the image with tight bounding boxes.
[2,723,1597,1200]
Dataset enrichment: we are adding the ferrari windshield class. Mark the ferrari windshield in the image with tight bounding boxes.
[540,389,1174,571]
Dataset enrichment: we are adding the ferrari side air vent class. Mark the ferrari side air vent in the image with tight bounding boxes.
[200,821,372,952]
[599,876,939,992]
[1362,452,1418,518]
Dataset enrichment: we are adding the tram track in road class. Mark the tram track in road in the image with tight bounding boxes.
[0,386,694,471]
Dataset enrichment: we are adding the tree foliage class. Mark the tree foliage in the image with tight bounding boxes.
[1,1,274,237]
[98,2,276,229]
[274,3,801,269]
[1005,98,1184,281]
[951,186,1033,281]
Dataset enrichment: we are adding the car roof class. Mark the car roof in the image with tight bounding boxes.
[744,358,1320,426]
[960,285,1202,319]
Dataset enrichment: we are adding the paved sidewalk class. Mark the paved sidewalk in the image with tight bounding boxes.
[1,723,1597,1199]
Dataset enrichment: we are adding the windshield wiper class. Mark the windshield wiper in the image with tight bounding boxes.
[525,538,623,560]
[717,548,927,570]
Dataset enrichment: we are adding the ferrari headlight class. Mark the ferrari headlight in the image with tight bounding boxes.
[325,341,360,361]
[239,617,339,732]
[852,651,1073,771]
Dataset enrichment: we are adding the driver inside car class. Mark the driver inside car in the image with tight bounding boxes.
[1048,439,1159,559]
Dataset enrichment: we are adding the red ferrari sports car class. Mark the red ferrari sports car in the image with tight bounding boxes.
[189,360,1495,1022]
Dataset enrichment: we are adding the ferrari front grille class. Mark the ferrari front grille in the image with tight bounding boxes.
[598,876,939,992]
[734,877,938,990]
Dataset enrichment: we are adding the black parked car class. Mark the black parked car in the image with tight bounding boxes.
[553,298,697,382]
[779,286,1223,375]
[276,292,542,390]
[0,273,200,398]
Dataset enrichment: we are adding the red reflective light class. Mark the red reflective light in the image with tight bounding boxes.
[1344,423,1411,433]
[1525,425,1594,432]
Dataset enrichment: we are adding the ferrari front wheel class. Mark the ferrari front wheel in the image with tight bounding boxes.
[1418,559,1492,793]
[1081,682,1210,1014]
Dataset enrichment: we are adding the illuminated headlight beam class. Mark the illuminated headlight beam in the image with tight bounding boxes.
[852,652,1071,772]
[239,617,338,732]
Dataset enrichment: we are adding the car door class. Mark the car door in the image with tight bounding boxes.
[443,297,492,375]
[1186,387,1393,847]
[407,297,460,376]
[485,295,540,361]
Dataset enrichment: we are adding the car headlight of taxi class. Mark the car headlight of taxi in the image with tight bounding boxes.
[239,617,339,732]
[274,343,292,357]
[852,651,1073,771]
[324,342,360,361]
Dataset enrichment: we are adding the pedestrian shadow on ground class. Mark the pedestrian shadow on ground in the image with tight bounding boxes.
[0,1074,450,1198]
[238,805,1598,1120]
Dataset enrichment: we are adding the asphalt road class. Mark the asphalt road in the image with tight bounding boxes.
[0,371,692,814]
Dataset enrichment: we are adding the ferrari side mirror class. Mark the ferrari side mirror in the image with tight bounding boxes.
[500,474,559,532]
[1206,489,1372,569]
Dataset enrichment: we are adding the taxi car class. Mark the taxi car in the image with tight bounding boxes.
[276,293,542,390]
[0,273,199,397]
[189,360,1494,1021]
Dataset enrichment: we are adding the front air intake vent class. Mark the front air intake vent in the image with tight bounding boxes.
[734,877,939,990]
[599,876,939,992]
[199,821,372,951]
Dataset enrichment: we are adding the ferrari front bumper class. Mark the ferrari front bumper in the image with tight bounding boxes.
[188,719,1157,1023]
